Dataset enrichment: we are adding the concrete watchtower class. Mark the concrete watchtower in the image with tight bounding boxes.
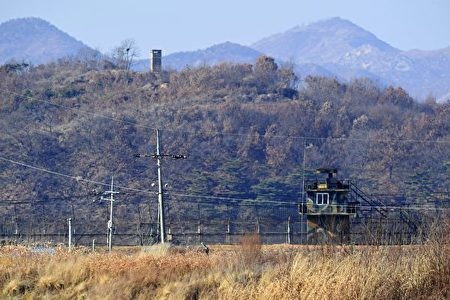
[150,49,162,72]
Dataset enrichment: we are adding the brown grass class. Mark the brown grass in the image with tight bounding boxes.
[0,233,448,299]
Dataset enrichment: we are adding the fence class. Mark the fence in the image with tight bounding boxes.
[0,197,447,246]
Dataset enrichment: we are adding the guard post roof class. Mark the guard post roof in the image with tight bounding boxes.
[315,168,338,174]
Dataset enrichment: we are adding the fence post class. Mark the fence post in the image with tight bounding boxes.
[286,216,291,244]
[167,227,172,242]
[68,218,72,251]
[226,219,231,244]
[197,221,201,243]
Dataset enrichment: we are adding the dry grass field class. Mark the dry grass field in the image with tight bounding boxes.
[0,232,448,300]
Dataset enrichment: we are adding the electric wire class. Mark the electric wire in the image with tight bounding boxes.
[0,156,152,194]
[2,86,448,202]
[1,87,449,144]
[1,155,449,211]
[1,86,449,209]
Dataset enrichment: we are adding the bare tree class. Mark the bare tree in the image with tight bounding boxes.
[111,39,139,71]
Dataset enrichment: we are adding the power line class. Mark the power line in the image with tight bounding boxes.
[0,197,448,212]
[0,155,300,204]
[1,156,449,211]
[0,88,147,130]
[1,141,447,181]
[0,156,152,194]
[167,193,450,211]
[2,87,449,144]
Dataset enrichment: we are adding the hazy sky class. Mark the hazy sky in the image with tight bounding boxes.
[1,0,449,58]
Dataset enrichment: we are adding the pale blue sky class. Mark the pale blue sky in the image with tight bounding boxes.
[1,0,449,58]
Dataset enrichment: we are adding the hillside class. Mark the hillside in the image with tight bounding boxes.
[0,17,96,65]
[0,58,448,243]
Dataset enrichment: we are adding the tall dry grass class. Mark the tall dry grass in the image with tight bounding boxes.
[0,228,448,299]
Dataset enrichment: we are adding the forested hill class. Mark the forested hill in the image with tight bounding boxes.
[0,56,449,232]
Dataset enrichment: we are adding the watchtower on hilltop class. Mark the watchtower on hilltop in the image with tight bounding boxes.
[150,49,162,73]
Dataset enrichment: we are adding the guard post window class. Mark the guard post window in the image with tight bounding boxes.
[316,193,329,205]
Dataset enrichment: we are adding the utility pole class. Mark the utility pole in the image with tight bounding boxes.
[302,138,307,204]
[300,140,314,244]
[135,129,187,244]
[301,138,307,244]
[93,176,119,252]
[155,129,165,244]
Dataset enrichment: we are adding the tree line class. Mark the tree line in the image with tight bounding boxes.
[0,54,448,236]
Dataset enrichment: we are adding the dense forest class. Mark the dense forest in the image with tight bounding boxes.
[0,55,448,243]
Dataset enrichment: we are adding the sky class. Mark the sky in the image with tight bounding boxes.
[1,0,449,58]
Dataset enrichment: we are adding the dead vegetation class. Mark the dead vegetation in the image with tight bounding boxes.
[0,225,448,299]
[0,228,448,300]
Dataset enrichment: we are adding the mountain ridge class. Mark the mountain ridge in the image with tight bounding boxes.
[250,17,449,100]
[251,17,399,64]
[164,41,262,69]
[0,17,96,65]
[1,17,449,101]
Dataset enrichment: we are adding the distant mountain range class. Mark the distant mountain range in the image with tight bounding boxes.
[0,17,96,65]
[251,17,450,101]
[1,17,449,101]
